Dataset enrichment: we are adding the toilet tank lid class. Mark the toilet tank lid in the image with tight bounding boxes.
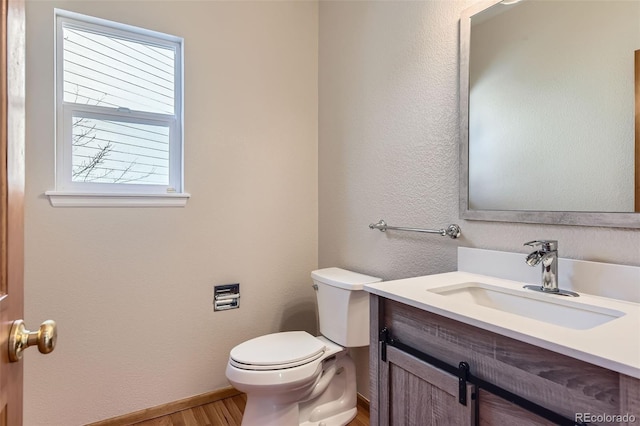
[311,267,382,290]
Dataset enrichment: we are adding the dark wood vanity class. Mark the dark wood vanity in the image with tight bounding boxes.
[369,295,640,426]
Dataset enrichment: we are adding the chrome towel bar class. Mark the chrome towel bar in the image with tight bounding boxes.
[369,219,461,239]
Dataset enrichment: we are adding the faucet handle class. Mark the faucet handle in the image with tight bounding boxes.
[524,240,558,251]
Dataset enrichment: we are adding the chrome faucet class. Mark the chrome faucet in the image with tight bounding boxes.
[523,240,579,297]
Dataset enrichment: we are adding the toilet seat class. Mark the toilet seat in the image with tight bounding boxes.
[226,335,345,388]
[230,331,326,371]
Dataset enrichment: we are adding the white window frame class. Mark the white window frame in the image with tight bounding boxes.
[46,9,189,207]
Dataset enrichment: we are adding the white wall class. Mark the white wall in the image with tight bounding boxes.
[24,1,318,424]
[318,0,640,399]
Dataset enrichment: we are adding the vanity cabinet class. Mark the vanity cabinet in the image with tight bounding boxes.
[369,295,640,426]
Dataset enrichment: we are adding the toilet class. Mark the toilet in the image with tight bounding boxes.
[225,267,382,426]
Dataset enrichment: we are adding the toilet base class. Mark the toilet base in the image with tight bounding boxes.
[299,407,357,426]
[298,351,357,426]
[240,351,358,426]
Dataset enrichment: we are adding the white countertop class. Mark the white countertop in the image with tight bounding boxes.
[364,271,640,379]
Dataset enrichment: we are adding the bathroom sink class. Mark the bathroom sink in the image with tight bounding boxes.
[364,266,640,379]
[428,282,625,330]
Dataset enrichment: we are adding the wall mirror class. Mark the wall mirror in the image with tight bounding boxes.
[459,0,640,228]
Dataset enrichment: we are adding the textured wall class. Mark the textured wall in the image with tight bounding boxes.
[318,0,640,398]
[319,0,468,281]
[24,1,318,424]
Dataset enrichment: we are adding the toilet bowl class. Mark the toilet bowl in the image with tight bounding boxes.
[225,268,381,426]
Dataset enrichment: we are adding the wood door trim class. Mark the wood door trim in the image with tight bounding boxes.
[2,0,25,423]
[1,0,8,294]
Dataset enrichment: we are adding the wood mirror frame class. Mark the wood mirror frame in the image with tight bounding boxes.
[459,0,640,229]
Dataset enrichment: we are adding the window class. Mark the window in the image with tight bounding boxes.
[48,10,188,207]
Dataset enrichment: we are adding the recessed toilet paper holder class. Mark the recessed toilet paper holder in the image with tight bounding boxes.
[214,283,240,311]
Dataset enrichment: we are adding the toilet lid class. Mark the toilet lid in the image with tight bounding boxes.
[230,331,326,370]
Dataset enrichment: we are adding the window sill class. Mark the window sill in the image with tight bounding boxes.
[45,191,191,207]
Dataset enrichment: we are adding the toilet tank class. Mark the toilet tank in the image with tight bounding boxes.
[311,268,382,347]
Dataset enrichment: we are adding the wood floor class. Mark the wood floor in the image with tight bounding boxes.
[131,393,369,426]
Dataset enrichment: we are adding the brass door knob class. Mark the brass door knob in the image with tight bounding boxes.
[9,319,57,362]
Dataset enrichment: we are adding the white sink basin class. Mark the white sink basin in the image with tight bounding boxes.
[428,282,625,330]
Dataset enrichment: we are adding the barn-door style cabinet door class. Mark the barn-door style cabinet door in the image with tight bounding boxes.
[377,345,475,425]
